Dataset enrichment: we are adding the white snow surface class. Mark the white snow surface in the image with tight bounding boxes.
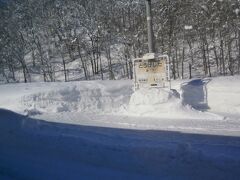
[0,77,240,135]
[208,76,240,115]
[1,76,240,179]
[128,88,222,120]
[0,80,132,115]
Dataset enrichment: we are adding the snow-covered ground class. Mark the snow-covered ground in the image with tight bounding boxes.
[0,76,240,179]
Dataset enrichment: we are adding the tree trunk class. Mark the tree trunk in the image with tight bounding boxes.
[61,53,67,82]
[21,60,29,83]
[176,48,179,78]
[181,47,185,79]
[36,38,47,81]
[220,37,225,75]
[238,30,240,74]
[206,42,211,77]
[8,61,16,82]
[201,43,207,76]
[171,44,176,80]
[32,49,36,67]
[187,40,194,65]
[77,44,88,80]
[189,63,192,79]
[99,51,103,80]
[213,45,219,74]
[228,40,234,76]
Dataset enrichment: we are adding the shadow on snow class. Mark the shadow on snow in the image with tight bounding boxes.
[0,108,240,180]
[181,78,211,111]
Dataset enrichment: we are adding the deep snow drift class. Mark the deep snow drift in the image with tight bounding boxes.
[0,76,240,179]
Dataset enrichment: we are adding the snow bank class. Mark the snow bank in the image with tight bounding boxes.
[2,76,239,119]
[21,81,132,115]
[0,78,226,119]
[207,76,240,115]
[19,81,222,120]
[128,88,222,119]
[180,76,240,115]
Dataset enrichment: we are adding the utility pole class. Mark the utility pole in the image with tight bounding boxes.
[145,0,155,53]
[133,0,170,90]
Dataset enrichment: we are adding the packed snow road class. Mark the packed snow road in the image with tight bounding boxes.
[0,76,240,179]
[1,109,240,180]
[36,112,240,137]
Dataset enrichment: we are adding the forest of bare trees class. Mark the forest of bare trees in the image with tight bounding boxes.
[0,0,240,83]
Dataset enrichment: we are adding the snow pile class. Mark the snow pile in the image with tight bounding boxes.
[207,76,240,115]
[21,81,132,115]
[128,88,222,119]
[1,76,238,119]
[0,79,224,120]
[179,76,240,116]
